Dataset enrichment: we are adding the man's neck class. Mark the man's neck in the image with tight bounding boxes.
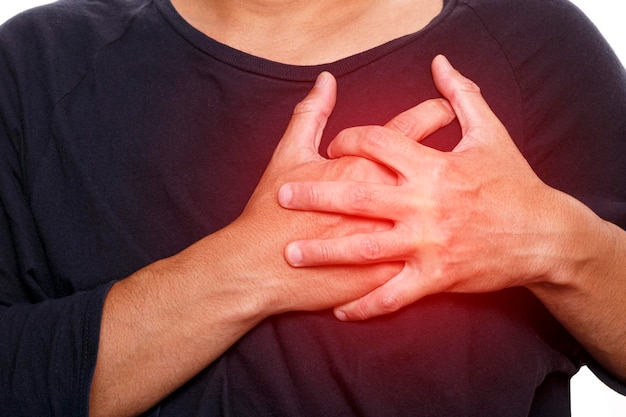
[170,0,443,65]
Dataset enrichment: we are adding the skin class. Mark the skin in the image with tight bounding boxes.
[171,0,444,65]
[279,55,626,382]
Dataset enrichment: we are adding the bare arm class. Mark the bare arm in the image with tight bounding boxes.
[89,227,267,417]
[278,56,626,381]
[526,196,626,381]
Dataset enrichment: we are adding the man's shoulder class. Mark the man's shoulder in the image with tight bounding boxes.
[0,0,151,46]
[458,0,578,15]
[0,0,154,103]
[457,0,594,32]
[454,0,601,63]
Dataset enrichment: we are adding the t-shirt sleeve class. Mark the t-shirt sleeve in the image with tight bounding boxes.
[0,17,112,417]
[586,359,626,396]
[0,119,112,417]
[464,0,626,394]
[489,0,626,392]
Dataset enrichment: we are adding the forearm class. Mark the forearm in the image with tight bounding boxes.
[528,189,626,381]
[89,227,267,417]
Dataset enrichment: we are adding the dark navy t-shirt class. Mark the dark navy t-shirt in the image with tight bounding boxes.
[0,0,625,415]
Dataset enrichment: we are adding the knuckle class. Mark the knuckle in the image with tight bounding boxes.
[460,78,481,94]
[429,99,454,121]
[331,127,355,148]
[348,184,373,211]
[353,299,373,320]
[386,116,413,137]
[292,98,317,116]
[342,156,383,181]
[358,237,382,261]
[291,98,329,125]
[467,81,481,94]
[332,156,360,180]
[314,243,331,263]
[429,155,452,182]
[379,293,402,314]
[451,79,481,102]
[429,255,458,291]
[363,126,388,150]
[334,126,356,140]
[305,184,320,206]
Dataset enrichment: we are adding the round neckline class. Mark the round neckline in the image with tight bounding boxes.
[154,0,456,81]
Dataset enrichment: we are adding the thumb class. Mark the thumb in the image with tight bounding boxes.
[276,72,337,161]
[431,55,508,151]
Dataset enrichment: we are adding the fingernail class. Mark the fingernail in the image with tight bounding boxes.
[335,310,348,321]
[277,185,293,207]
[315,72,329,88]
[437,54,452,69]
[286,244,303,266]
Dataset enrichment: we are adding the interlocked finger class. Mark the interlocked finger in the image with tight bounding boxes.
[385,98,455,142]
[284,229,415,267]
[328,125,442,179]
[279,180,405,218]
[334,263,432,320]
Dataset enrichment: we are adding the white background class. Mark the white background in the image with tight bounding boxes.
[1,1,625,416]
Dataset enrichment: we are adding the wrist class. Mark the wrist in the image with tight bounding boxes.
[176,225,273,329]
[526,188,610,293]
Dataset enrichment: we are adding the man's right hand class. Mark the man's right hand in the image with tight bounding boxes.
[89,71,454,417]
[221,71,455,317]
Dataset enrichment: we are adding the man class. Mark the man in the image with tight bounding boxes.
[0,0,624,415]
